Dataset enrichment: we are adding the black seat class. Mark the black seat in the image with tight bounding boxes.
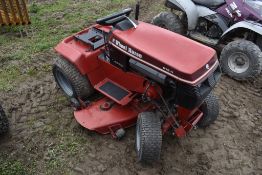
[192,0,225,8]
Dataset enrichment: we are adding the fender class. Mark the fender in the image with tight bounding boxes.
[167,0,218,30]
[196,5,216,17]
[167,0,198,30]
[55,36,101,75]
[197,5,228,32]
[221,21,262,41]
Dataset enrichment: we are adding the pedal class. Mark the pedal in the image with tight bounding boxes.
[189,32,218,46]
[94,78,133,105]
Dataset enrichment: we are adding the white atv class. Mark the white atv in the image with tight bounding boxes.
[153,0,262,81]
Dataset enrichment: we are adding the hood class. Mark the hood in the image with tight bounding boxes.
[110,22,218,85]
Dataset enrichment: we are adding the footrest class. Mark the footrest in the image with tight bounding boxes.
[94,78,133,105]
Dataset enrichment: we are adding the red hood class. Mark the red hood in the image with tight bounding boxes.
[110,22,218,85]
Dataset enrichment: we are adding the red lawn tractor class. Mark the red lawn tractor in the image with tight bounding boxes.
[53,7,221,163]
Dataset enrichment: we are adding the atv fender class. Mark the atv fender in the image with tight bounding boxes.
[167,0,198,30]
[167,0,216,30]
[221,21,262,42]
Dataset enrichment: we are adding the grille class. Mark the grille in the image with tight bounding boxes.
[176,67,221,109]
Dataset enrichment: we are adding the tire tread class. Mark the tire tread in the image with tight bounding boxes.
[220,40,262,81]
[136,112,162,163]
[54,57,94,99]
[198,93,219,128]
[152,12,185,34]
[0,105,8,134]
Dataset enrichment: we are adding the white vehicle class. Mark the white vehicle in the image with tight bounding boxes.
[153,0,262,81]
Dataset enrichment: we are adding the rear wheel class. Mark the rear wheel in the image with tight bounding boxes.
[53,57,94,100]
[198,93,219,128]
[136,112,162,163]
[152,12,185,35]
[220,40,262,81]
[0,105,8,134]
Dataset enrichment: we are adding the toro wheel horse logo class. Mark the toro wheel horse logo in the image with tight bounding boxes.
[111,38,143,59]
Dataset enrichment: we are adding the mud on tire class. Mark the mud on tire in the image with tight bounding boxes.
[152,12,185,35]
[198,93,219,128]
[0,105,8,134]
[136,112,162,163]
[53,57,94,100]
[220,40,262,81]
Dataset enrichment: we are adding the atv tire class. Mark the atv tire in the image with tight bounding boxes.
[0,105,8,134]
[136,112,162,163]
[53,57,94,100]
[220,40,262,81]
[198,93,219,128]
[152,12,185,35]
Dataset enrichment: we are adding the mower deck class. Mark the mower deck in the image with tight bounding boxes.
[74,97,150,135]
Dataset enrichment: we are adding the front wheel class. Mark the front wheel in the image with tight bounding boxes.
[152,12,185,35]
[136,112,162,163]
[198,93,219,128]
[0,105,8,134]
[220,40,262,81]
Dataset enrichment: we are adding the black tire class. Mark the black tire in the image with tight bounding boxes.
[198,93,219,128]
[136,112,162,163]
[220,40,262,81]
[152,12,185,35]
[0,105,8,134]
[53,57,94,100]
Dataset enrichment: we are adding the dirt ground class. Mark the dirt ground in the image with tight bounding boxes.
[0,0,261,175]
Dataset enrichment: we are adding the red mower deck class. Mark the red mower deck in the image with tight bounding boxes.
[74,98,151,135]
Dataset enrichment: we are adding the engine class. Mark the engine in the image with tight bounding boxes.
[107,43,221,109]
[196,18,223,39]
[129,57,220,109]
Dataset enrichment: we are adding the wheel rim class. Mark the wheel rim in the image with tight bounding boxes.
[54,67,74,97]
[228,52,250,74]
[136,120,141,153]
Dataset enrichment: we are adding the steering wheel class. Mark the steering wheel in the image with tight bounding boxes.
[96,8,133,26]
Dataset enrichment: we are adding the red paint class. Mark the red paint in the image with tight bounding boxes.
[74,98,151,134]
[162,109,203,138]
